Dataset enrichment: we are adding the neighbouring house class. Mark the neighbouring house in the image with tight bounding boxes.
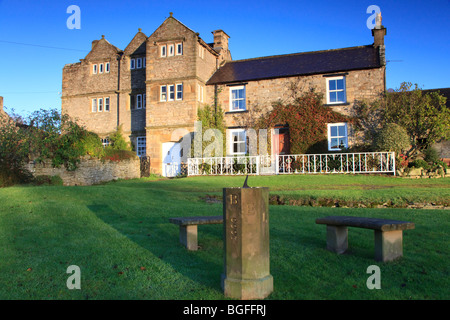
[61,13,387,175]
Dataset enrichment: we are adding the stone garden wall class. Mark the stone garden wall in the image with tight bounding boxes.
[25,156,140,186]
[397,167,449,179]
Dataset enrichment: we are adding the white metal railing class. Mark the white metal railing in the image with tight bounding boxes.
[187,152,395,176]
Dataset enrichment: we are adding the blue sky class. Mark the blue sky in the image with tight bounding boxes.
[0,0,449,116]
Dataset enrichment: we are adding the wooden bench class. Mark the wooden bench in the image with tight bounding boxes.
[169,216,223,251]
[315,216,415,262]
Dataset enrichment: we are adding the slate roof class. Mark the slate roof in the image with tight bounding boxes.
[207,45,381,85]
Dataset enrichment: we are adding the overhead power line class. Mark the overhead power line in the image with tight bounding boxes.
[0,40,88,52]
[1,91,60,94]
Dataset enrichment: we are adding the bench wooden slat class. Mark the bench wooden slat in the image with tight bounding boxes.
[315,216,415,232]
[169,215,223,226]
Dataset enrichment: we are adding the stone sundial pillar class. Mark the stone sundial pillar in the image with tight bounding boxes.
[221,177,273,300]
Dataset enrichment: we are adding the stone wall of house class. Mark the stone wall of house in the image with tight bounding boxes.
[207,67,386,150]
[61,32,148,144]
[25,156,140,186]
[145,16,219,174]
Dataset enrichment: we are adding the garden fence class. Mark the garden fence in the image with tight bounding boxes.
[187,152,396,176]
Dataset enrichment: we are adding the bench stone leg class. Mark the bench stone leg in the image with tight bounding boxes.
[326,225,348,254]
[180,225,198,251]
[374,230,403,262]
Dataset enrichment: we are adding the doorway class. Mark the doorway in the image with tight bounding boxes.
[162,142,181,177]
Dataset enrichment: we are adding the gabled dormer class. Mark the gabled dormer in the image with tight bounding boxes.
[124,29,148,71]
[83,35,122,75]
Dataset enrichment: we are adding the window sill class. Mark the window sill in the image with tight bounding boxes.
[324,102,350,107]
[225,110,248,115]
[327,148,348,152]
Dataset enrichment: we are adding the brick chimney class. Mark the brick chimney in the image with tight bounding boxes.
[0,96,3,112]
[212,30,231,62]
[372,12,387,66]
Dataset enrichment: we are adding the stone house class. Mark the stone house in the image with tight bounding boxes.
[61,13,387,175]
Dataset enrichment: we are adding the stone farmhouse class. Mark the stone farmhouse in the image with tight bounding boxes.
[61,13,387,175]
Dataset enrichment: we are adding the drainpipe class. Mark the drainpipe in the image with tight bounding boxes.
[116,53,122,129]
[214,57,219,126]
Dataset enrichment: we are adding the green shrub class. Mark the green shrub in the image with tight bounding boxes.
[423,147,440,164]
[77,131,105,158]
[0,166,33,188]
[374,123,411,154]
[409,159,430,170]
[434,160,448,173]
[108,125,131,151]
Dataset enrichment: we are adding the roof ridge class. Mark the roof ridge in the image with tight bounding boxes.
[226,44,374,64]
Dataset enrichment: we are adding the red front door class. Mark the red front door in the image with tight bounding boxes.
[273,128,290,155]
[279,131,290,155]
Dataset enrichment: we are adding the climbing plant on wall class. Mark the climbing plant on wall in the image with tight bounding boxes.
[255,89,351,154]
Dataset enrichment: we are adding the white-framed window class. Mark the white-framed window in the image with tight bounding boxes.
[130,58,136,70]
[136,58,142,69]
[136,136,146,157]
[161,45,167,57]
[136,94,143,109]
[93,64,98,75]
[101,138,110,147]
[168,44,174,56]
[326,76,346,104]
[143,94,146,108]
[99,63,104,74]
[327,123,348,151]
[160,85,167,102]
[92,98,97,112]
[229,129,247,155]
[105,62,110,73]
[98,98,103,112]
[176,43,183,55]
[168,85,175,101]
[143,57,146,68]
[176,83,183,100]
[197,84,204,102]
[229,85,246,111]
[105,97,110,112]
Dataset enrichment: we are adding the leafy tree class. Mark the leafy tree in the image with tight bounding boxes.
[26,109,89,170]
[0,112,33,186]
[354,82,450,157]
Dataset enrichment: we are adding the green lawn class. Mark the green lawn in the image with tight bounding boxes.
[0,175,448,300]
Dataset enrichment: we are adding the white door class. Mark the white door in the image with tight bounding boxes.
[162,142,181,177]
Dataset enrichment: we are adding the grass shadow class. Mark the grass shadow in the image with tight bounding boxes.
[87,203,225,296]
